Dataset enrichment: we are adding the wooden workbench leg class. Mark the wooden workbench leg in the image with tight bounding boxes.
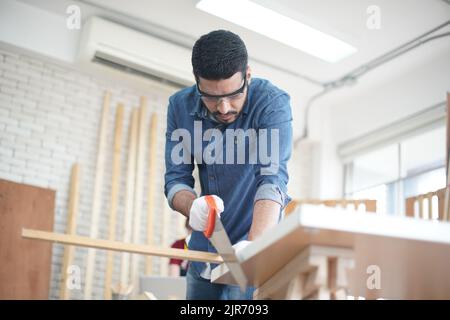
[327,256,354,299]
[254,246,354,300]
[293,256,330,300]
[284,274,306,300]
[253,247,314,300]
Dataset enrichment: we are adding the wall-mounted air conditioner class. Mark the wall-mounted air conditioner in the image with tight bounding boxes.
[77,16,194,88]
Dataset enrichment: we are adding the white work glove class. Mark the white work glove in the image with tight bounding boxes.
[189,195,224,232]
[232,240,252,260]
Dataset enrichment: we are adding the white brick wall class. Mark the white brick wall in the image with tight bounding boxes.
[0,48,188,299]
[288,140,317,200]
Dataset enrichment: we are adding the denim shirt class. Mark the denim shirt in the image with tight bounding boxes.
[164,78,293,276]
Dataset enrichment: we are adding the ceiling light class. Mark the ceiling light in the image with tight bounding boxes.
[196,0,357,63]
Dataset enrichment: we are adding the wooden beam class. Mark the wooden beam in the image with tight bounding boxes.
[60,163,81,300]
[285,199,377,216]
[145,113,158,275]
[22,229,222,264]
[364,200,377,213]
[121,108,138,287]
[160,201,170,276]
[438,188,446,221]
[104,104,124,300]
[131,98,147,288]
[445,92,450,221]
[85,91,110,299]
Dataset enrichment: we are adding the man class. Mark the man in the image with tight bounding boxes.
[164,30,292,300]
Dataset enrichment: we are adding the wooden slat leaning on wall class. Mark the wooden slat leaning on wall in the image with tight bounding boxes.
[160,202,170,276]
[145,112,158,275]
[84,91,111,299]
[60,164,81,300]
[131,98,148,290]
[285,199,377,216]
[120,108,138,289]
[444,92,450,221]
[104,104,124,300]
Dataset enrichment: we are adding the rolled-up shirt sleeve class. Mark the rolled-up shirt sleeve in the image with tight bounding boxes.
[253,93,293,210]
[254,183,285,207]
[164,98,197,209]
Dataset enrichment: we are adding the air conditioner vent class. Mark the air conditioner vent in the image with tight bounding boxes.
[77,17,194,88]
[93,51,186,89]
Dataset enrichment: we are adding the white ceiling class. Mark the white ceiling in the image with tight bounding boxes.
[77,0,450,84]
[15,0,450,139]
[19,0,450,87]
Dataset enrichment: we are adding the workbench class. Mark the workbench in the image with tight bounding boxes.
[211,205,450,299]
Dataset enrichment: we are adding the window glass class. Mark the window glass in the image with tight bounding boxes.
[351,144,399,192]
[400,126,445,177]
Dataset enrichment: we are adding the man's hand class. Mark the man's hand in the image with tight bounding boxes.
[232,240,252,259]
[189,195,224,231]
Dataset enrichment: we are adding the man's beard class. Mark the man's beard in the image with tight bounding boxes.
[213,111,239,123]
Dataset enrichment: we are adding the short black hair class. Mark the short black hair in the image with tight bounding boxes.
[192,30,248,81]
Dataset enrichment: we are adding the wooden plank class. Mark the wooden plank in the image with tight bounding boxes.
[427,193,433,220]
[364,200,377,213]
[145,112,158,275]
[0,180,55,299]
[286,199,377,216]
[438,189,445,221]
[405,197,415,218]
[104,104,124,300]
[60,164,81,300]
[131,98,147,289]
[85,91,111,299]
[445,92,450,221]
[120,108,138,288]
[160,200,170,276]
[22,229,222,263]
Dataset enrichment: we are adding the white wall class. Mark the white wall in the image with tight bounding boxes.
[0,0,80,63]
[0,47,185,299]
[311,47,450,198]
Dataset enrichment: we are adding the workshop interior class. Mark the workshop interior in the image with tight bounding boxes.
[0,0,450,300]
